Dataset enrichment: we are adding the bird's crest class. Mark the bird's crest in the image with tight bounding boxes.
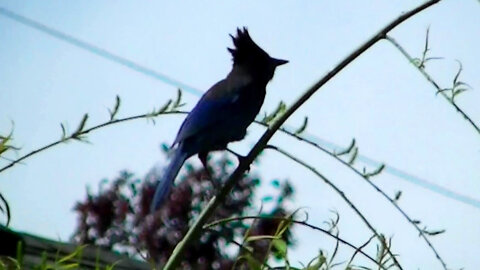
[228,27,268,65]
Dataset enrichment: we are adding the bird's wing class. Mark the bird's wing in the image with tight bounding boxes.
[173,77,249,146]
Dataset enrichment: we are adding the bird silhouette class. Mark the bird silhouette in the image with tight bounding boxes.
[151,27,287,212]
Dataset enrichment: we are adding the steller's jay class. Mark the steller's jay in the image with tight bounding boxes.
[151,28,288,212]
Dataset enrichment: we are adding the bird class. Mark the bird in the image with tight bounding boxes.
[150,27,288,212]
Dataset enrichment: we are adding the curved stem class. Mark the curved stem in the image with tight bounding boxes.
[385,35,480,136]
[163,1,441,269]
[265,145,395,269]
[0,111,188,174]
[0,105,448,267]
[205,215,381,268]
[259,123,448,270]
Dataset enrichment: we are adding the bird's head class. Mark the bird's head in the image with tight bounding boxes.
[228,27,288,83]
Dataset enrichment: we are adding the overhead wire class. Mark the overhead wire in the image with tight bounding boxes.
[0,7,202,96]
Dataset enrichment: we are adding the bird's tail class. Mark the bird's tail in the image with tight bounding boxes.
[150,147,188,213]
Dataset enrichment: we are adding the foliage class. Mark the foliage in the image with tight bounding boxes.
[70,152,295,269]
[1,2,474,269]
[0,243,89,270]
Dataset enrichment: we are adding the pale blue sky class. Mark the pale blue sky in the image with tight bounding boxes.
[1,1,479,269]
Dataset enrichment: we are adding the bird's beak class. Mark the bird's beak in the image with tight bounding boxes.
[271,58,289,66]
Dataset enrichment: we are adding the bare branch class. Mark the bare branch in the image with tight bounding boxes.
[386,35,480,136]
[262,123,448,270]
[265,145,397,269]
[163,2,441,269]
[204,215,381,268]
[0,110,188,174]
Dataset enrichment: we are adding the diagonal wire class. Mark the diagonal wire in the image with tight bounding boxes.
[1,6,479,210]
[298,130,480,210]
[0,7,202,96]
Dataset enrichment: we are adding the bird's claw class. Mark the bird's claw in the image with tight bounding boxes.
[232,153,251,173]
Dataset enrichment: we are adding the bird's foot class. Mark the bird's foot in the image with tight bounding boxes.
[198,152,224,192]
[226,149,251,172]
[198,152,214,179]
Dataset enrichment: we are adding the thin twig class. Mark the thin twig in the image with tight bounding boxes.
[0,105,448,268]
[0,192,11,226]
[205,215,381,268]
[385,35,480,136]
[265,145,396,269]
[0,103,445,267]
[0,111,188,174]
[223,236,274,270]
[163,2,441,269]
[348,235,375,267]
[257,122,448,270]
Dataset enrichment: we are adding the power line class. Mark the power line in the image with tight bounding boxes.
[1,6,479,210]
[0,7,202,97]
[301,131,480,209]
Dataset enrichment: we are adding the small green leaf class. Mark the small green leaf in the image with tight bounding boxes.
[105,261,121,270]
[394,190,402,201]
[61,263,80,269]
[363,163,385,179]
[272,239,287,258]
[453,60,463,85]
[417,27,431,69]
[73,114,89,136]
[0,128,20,156]
[157,99,172,114]
[185,163,194,172]
[172,88,185,109]
[262,195,273,203]
[108,95,121,120]
[16,241,23,266]
[452,88,468,101]
[294,117,308,135]
[424,27,430,55]
[0,136,11,156]
[161,143,170,153]
[425,56,443,62]
[436,88,451,95]
[306,251,327,269]
[246,235,278,242]
[423,228,445,236]
[60,123,67,140]
[454,81,471,88]
[57,245,85,263]
[130,183,137,196]
[262,101,286,124]
[271,179,280,188]
[348,147,358,165]
[335,138,355,156]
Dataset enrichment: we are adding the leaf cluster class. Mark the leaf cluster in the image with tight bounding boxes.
[70,153,295,269]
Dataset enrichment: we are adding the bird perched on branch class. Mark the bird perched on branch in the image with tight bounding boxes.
[151,27,288,212]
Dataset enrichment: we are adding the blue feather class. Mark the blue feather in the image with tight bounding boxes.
[150,147,189,212]
[149,28,287,211]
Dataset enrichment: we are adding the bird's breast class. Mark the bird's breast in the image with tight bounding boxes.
[232,84,266,124]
